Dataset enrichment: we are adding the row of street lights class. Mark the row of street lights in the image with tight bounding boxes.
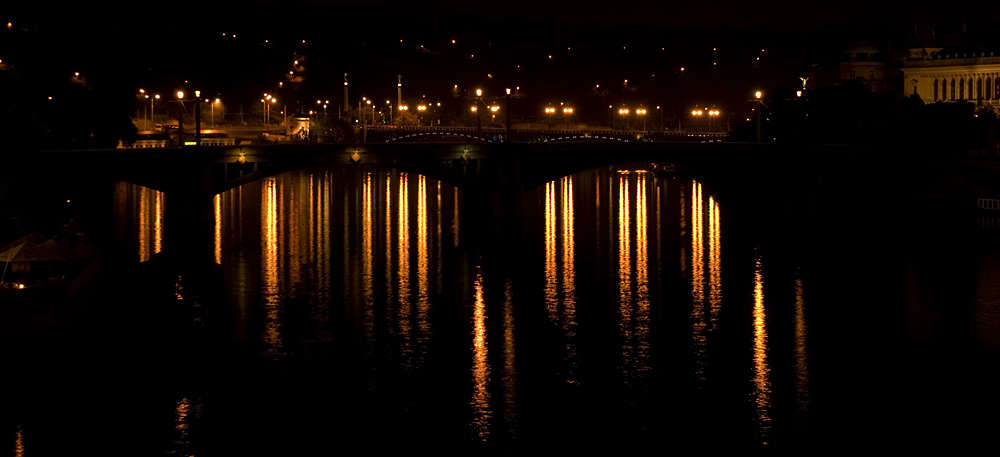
[138,89,226,131]
[615,107,649,130]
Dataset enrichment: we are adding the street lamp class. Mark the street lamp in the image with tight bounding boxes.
[475,89,483,134]
[152,94,159,129]
[212,98,221,127]
[707,109,720,131]
[636,108,647,131]
[618,108,629,130]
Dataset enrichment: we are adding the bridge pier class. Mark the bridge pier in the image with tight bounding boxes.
[491,146,527,218]
[164,160,218,297]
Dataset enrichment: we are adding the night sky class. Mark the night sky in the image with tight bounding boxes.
[3,1,1000,136]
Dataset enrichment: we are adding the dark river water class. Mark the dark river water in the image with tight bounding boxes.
[5,163,1000,454]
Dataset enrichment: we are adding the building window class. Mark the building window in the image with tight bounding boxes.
[960,79,965,99]
[951,79,956,100]
[995,77,1000,99]
[977,77,984,100]
[969,78,974,98]
[987,78,993,100]
[934,80,939,101]
[870,69,875,79]
[849,69,856,79]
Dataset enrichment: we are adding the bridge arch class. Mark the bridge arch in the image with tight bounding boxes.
[384,132,492,143]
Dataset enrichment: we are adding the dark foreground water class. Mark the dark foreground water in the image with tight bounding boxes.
[5,164,1000,454]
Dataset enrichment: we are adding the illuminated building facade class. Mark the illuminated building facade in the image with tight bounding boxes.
[901,50,1000,106]
[840,43,886,92]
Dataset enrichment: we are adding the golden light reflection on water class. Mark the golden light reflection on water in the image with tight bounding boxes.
[611,172,655,377]
[398,174,413,362]
[635,173,649,370]
[417,175,431,364]
[618,174,633,374]
[708,196,721,325]
[214,194,222,265]
[691,181,707,381]
[471,270,491,440]
[561,177,578,381]
[545,181,558,321]
[363,173,375,343]
[14,426,23,457]
[137,186,165,262]
[752,254,772,442]
[139,185,149,262]
[691,183,724,386]
[386,173,393,302]
[154,189,163,254]
[544,177,579,382]
[794,276,810,418]
[288,175,301,299]
[174,397,191,451]
[502,278,518,436]
[262,177,282,356]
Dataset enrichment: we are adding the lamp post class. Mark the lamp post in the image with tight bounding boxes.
[618,108,629,130]
[417,104,427,125]
[139,89,147,130]
[754,91,762,143]
[563,106,574,129]
[151,94,159,129]
[636,108,647,132]
[505,88,512,139]
[176,91,185,146]
[386,100,392,125]
[707,109,720,131]
[212,98,220,127]
[489,104,499,126]
[193,90,201,146]
[475,88,482,135]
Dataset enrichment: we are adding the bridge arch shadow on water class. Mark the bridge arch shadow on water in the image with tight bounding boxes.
[29,140,875,299]
[41,141,869,221]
